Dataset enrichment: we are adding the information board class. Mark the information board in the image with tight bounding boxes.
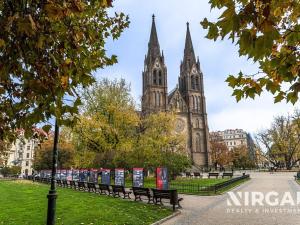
[115,168,125,186]
[132,168,144,187]
[101,169,111,185]
[156,167,168,190]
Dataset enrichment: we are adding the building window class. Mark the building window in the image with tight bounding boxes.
[153,69,157,85]
[27,145,30,150]
[191,75,195,89]
[26,161,29,166]
[195,133,201,152]
[158,71,162,85]
[27,153,30,158]
[196,77,200,90]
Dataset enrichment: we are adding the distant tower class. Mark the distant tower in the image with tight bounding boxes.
[142,15,168,114]
[178,23,210,167]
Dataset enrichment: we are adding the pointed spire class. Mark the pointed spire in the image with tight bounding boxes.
[147,14,161,61]
[183,22,196,68]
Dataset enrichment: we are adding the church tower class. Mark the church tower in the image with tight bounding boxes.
[178,23,210,167]
[142,15,168,114]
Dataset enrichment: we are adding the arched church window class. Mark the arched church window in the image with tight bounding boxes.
[191,75,195,89]
[158,70,162,85]
[155,92,159,107]
[197,96,201,111]
[196,77,200,90]
[153,69,157,85]
[192,96,196,110]
[158,92,161,106]
[195,133,201,152]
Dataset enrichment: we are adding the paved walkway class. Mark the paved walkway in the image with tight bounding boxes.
[163,172,300,225]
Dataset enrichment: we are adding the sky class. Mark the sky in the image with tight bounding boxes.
[94,0,298,134]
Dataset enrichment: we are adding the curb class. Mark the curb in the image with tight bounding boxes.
[151,210,181,225]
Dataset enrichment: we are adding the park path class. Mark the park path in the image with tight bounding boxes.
[162,172,300,225]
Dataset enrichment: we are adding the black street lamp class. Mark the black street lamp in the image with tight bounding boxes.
[47,120,59,225]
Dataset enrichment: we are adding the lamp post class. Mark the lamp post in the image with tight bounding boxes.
[47,120,59,225]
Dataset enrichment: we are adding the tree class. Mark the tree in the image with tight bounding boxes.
[0,140,11,166]
[210,139,231,170]
[0,0,129,140]
[33,133,76,171]
[256,110,300,169]
[73,78,139,168]
[132,112,191,176]
[231,145,255,169]
[202,0,300,104]
[0,166,21,177]
[72,78,191,174]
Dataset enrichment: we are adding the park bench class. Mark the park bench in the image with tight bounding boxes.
[208,172,219,179]
[132,187,153,203]
[87,182,98,193]
[98,184,113,195]
[56,179,62,187]
[185,172,192,178]
[62,180,69,188]
[152,188,183,211]
[222,172,233,178]
[111,185,132,199]
[77,181,87,191]
[69,180,76,189]
[194,172,202,178]
[294,172,300,180]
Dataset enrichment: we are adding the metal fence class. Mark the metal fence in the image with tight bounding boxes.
[169,174,250,194]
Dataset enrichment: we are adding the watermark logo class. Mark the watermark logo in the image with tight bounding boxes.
[227,191,300,207]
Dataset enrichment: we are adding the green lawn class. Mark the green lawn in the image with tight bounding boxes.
[0,180,172,225]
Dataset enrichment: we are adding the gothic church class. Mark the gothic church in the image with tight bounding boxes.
[141,16,211,167]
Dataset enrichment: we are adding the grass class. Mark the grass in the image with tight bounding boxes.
[0,180,172,225]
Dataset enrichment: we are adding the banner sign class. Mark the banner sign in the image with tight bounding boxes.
[72,170,80,181]
[156,167,168,190]
[66,170,73,181]
[133,168,144,187]
[115,168,125,186]
[60,170,67,180]
[45,170,51,178]
[89,169,99,183]
[55,170,61,179]
[101,169,111,185]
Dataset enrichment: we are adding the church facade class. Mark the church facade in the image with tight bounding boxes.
[141,16,211,167]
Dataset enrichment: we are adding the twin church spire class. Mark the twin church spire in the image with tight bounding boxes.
[141,15,210,167]
[142,15,203,114]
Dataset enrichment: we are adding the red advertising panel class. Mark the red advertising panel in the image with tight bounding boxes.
[156,167,168,190]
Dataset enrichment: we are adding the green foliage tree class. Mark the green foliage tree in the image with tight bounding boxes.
[0,0,129,140]
[202,0,300,104]
[73,78,139,168]
[72,78,191,174]
[132,112,191,176]
[0,166,21,177]
[256,110,300,169]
